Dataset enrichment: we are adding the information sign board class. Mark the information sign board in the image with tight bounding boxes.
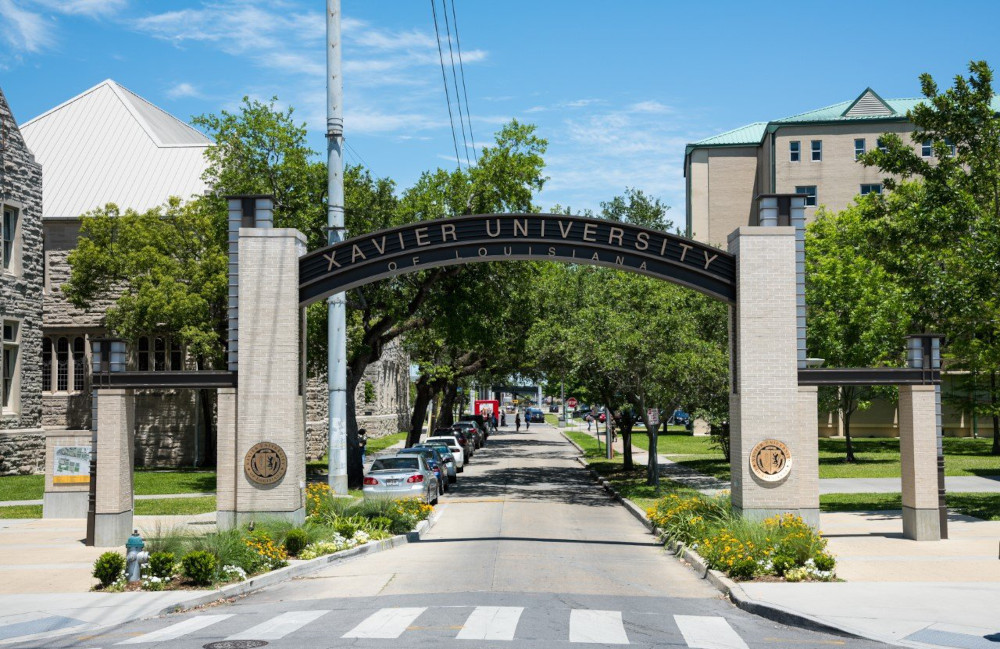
[53,446,91,484]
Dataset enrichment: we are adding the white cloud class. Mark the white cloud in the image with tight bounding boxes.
[629,100,672,114]
[35,0,127,17]
[166,82,202,99]
[0,0,54,54]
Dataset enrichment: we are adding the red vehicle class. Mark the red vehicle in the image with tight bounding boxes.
[474,399,500,428]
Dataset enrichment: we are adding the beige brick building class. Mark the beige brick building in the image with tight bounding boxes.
[685,87,991,439]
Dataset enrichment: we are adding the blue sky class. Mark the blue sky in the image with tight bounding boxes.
[3,0,1000,221]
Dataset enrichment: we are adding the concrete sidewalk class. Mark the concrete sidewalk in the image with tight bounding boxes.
[566,425,1000,649]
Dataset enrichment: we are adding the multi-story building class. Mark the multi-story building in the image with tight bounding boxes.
[684,87,992,439]
[685,88,928,246]
[0,86,45,475]
[5,80,410,473]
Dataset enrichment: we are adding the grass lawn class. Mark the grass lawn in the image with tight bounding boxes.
[820,492,1000,521]
[628,431,715,455]
[0,470,216,502]
[563,430,693,509]
[307,432,408,474]
[0,504,42,518]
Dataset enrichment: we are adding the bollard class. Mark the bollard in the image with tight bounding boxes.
[125,530,149,583]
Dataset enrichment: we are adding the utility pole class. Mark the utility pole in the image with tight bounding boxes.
[560,375,566,427]
[326,0,348,494]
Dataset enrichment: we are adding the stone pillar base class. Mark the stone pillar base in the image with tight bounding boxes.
[93,510,133,547]
[734,506,819,527]
[216,507,305,531]
[42,491,88,519]
[903,506,941,541]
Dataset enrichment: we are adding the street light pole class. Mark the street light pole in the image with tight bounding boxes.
[326,0,348,494]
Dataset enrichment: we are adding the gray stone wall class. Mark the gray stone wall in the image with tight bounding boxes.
[0,86,44,476]
[306,338,412,460]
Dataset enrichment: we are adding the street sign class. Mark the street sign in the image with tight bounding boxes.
[647,408,659,426]
[566,397,578,408]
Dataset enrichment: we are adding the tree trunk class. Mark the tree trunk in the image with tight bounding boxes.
[646,419,660,487]
[992,371,999,455]
[346,380,362,488]
[439,384,458,428]
[407,376,434,447]
[621,413,634,471]
[842,386,856,463]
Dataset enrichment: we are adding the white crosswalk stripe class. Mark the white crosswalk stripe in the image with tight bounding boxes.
[674,615,750,649]
[456,606,523,641]
[342,607,427,639]
[226,610,330,640]
[116,615,233,645]
[569,609,629,644]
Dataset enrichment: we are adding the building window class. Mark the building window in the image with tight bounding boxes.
[789,141,800,162]
[2,322,19,412]
[41,334,88,393]
[2,206,17,273]
[877,137,888,154]
[135,335,183,372]
[922,139,933,157]
[854,138,866,160]
[860,184,883,195]
[795,186,817,207]
[811,140,822,161]
[945,138,956,156]
[73,337,86,390]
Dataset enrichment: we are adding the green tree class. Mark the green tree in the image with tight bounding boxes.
[862,60,1000,454]
[805,203,911,462]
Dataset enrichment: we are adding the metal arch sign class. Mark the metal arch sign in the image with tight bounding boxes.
[299,213,736,305]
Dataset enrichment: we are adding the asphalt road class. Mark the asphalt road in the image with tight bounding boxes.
[26,423,893,649]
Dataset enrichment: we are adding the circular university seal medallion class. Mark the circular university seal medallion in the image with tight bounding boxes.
[749,439,792,482]
[244,442,288,485]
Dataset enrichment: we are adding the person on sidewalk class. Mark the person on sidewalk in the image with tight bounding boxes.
[359,428,368,466]
[501,412,507,427]
[515,413,521,432]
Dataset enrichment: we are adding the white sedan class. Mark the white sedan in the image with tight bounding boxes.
[424,435,465,471]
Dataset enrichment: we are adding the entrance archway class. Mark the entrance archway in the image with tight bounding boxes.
[299,213,736,305]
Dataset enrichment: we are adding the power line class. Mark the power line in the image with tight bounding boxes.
[430,0,463,170]
[440,0,471,168]
[449,0,477,164]
[344,137,372,172]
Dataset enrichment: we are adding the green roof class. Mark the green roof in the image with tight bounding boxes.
[687,87,1000,158]
[690,121,768,147]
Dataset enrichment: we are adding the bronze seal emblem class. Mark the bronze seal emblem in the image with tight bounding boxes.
[749,439,792,482]
[244,442,288,485]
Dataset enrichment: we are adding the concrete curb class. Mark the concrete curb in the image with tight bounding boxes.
[561,432,863,640]
[159,508,440,615]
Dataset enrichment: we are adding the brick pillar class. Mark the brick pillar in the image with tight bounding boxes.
[215,387,237,527]
[728,226,810,520]
[898,384,941,540]
[221,228,306,528]
[93,389,134,546]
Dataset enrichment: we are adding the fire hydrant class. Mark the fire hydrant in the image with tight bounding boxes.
[125,530,149,583]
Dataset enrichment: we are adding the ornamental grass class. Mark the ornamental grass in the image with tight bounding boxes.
[647,492,835,582]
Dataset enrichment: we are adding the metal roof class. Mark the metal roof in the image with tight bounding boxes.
[19,79,211,219]
[690,122,768,147]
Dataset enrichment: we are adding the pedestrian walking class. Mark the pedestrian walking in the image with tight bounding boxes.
[501,412,507,427]
[358,428,368,466]
[515,413,521,432]
[526,413,530,430]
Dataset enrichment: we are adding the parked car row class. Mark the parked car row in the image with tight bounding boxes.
[362,417,495,505]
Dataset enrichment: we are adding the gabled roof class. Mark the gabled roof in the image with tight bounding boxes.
[19,79,211,219]
[690,122,768,147]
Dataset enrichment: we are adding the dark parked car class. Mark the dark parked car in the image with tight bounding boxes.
[668,409,691,426]
[396,447,448,494]
[460,414,491,439]
[452,421,482,449]
[525,407,545,423]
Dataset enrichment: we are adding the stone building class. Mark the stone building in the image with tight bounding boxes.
[0,86,45,476]
[8,79,410,471]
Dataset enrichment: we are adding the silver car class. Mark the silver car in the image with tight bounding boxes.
[363,455,439,505]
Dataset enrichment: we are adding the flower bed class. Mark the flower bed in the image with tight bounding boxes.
[92,484,433,591]
[647,492,835,581]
